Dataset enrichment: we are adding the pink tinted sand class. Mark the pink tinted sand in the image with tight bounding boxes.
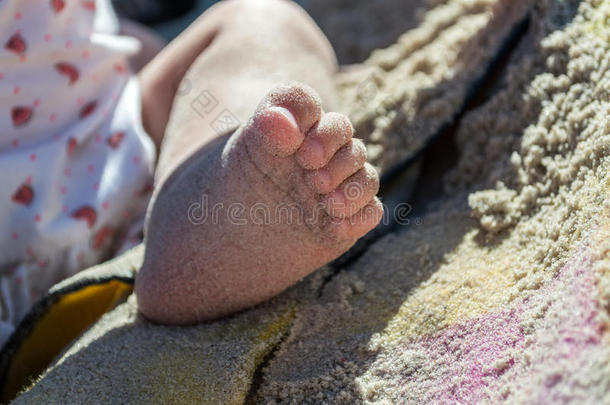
[382,236,606,404]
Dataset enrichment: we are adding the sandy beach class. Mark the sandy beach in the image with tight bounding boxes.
[4,0,610,403]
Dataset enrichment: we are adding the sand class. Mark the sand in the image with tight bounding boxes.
[302,0,428,65]
[334,0,532,173]
[11,0,610,403]
[249,0,610,402]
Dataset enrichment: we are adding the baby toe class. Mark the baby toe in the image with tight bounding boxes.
[328,197,384,241]
[296,112,353,170]
[325,163,380,219]
[306,139,366,194]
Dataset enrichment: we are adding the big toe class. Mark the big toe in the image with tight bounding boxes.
[247,83,323,157]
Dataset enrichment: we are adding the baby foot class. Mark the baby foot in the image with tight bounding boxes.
[136,83,382,324]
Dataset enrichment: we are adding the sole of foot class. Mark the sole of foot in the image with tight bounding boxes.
[136,83,383,324]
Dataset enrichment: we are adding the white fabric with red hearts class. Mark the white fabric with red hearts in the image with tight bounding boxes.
[0,0,155,348]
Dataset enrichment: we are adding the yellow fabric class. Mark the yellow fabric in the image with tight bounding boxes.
[2,280,132,403]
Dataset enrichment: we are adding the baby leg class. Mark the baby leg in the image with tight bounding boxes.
[136,0,382,324]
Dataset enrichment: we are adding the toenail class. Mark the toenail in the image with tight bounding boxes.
[297,139,325,168]
[271,106,298,130]
[307,139,325,162]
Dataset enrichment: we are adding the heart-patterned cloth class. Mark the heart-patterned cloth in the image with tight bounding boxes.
[0,0,155,348]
